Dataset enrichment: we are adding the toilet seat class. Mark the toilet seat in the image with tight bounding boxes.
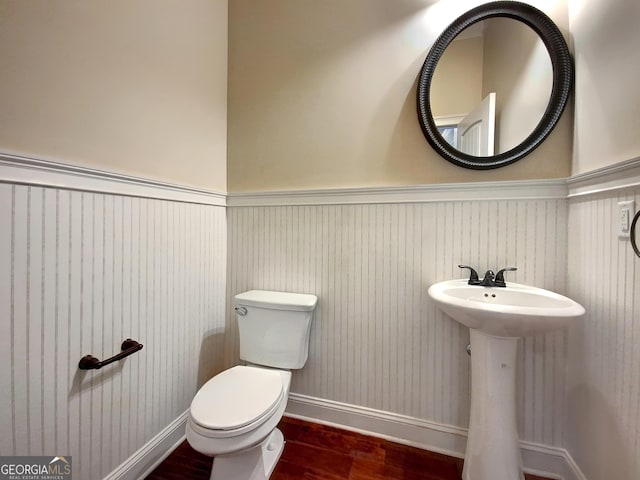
[189,366,285,438]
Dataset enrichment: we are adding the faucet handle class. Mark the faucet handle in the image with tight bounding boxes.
[458,265,480,284]
[495,267,517,286]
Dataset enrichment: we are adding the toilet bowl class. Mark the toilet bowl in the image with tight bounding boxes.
[186,290,318,480]
[186,366,292,479]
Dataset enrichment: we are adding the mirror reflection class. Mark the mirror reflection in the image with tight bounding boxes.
[430,18,553,157]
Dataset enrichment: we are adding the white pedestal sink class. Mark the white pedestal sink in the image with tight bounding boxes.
[428,279,585,480]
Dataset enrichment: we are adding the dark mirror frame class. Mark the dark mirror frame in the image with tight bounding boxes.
[631,209,640,259]
[417,1,574,170]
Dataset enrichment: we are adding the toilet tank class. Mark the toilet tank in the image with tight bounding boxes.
[235,290,318,369]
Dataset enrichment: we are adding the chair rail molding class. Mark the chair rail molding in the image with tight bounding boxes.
[3,151,639,206]
[0,152,226,206]
[227,179,568,207]
[567,156,640,198]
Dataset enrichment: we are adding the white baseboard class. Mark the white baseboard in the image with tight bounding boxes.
[101,396,587,480]
[285,393,586,480]
[103,410,189,480]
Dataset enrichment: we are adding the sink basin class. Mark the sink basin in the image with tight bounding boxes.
[428,278,585,480]
[428,279,585,337]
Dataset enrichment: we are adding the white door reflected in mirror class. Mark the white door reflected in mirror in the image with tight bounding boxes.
[457,92,496,156]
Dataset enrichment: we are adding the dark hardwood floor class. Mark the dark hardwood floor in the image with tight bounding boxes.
[146,416,551,480]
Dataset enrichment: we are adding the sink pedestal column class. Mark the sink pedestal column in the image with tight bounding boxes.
[463,329,524,480]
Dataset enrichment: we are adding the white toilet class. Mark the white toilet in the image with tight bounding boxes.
[186,289,318,480]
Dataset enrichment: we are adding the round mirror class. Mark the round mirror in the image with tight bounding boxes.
[417,1,573,169]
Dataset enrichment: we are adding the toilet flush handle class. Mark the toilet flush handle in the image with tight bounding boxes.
[235,306,247,316]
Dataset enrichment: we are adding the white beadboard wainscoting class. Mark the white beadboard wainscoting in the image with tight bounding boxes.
[0,174,227,479]
[226,197,570,453]
[566,183,640,480]
[3,153,639,480]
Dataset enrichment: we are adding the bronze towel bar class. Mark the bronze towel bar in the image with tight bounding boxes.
[78,339,143,370]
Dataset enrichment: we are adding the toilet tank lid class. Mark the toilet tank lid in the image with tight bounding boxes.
[235,290,318,311]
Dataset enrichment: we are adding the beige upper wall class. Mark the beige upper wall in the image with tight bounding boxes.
[228,0,572,192]
[0,0,228,191]
[570,0,640,174]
